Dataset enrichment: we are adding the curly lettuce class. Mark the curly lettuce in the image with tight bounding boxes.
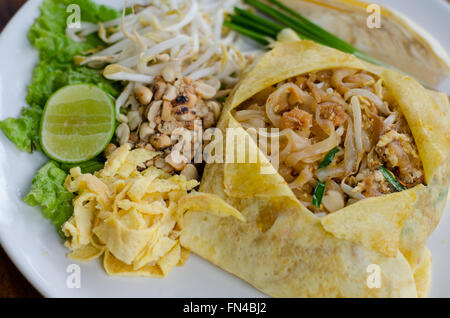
[28,0,119,64]
[1,0,122,234]
[0,104,42,152]
[0,61,120,153]
[23,157,105,236]
[0,0,120,153]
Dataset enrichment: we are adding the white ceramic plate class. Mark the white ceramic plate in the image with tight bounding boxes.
[0,0,449,298]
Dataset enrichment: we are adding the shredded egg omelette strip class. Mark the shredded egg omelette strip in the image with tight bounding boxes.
[62,144,244,278]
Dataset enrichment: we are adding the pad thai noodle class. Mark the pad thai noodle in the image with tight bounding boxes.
[235,68,425,213]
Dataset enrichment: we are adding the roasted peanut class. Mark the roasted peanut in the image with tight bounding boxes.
[144,144,155,151]
[150,134,172,149]
[157,120,179,135]
[207,101,222,120]
[193,102,210,118]
[153,79,167,100]
[127,110,142,131]
[163,84,177,101]
[103,143,117,159]
[134,85,153,105]
[138,105,146,117]
[129,131,139,143]
[165,152,187,171]
[162,64,177,83]
[139,122,154,141]
[175,92,197,108]
[117,113,129,124]
[155,157,174,173]
[194,81,217,99]
[146,100,162,123]
[116,123,130,145]
[173,105,197,121]
[204,78,221,91]
[202,111,215,129]
[161,101,174,122]
[181,164,199,181]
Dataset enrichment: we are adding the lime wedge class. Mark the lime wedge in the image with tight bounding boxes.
[40,84,115,163]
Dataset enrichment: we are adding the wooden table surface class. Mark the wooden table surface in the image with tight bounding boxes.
[0,0,42,299]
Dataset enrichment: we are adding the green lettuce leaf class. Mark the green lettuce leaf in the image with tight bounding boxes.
[0,58,119,153]
[23,157,105,235]
[27,60,120,112]
[24,161,75,236]
[0,104,42,152]
[0,0,120,153]
[29,0,120,63]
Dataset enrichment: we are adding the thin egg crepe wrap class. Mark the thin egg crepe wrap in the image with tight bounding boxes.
[180,41,450,297]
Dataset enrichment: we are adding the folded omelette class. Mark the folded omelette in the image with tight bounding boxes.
[179,41,450,298]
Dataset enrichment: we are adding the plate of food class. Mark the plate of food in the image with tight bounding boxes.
[0,0,449,298]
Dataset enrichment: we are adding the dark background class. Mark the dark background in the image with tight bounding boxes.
[0,0,27,31]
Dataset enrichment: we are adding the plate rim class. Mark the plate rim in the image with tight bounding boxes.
[0,0,51,298]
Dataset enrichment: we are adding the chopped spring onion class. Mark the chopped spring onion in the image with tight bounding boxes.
[266,0,370,56]
[60,158,105,174]
[223,21,270,45]
[312,181,326,207]
[377,166,407,192]
[234,0,388,67]
[244,0,328,44]
[318,146,340,169]
[229,14,279,38]
[233,7,284,34]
